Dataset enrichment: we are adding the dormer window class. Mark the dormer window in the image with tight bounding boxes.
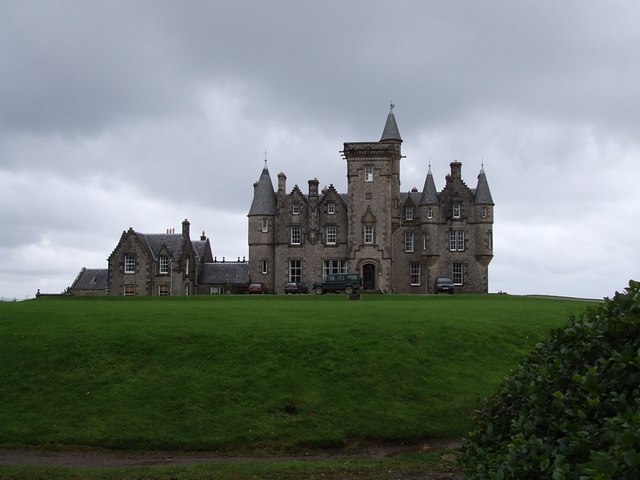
[159,256,170,274]
[405,207,414,220]
[292,203,300,215]
[453,204,461,219]
[327,203,335,215]
[365,165,374,182]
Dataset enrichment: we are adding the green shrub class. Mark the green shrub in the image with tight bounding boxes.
[460,280,640,480]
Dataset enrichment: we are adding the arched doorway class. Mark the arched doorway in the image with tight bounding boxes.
[362,264,377,291]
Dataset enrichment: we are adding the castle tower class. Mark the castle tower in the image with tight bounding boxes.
[341,106,403,291]
[247,164,277,291]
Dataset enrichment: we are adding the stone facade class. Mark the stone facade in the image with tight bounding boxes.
[248,109,494,294]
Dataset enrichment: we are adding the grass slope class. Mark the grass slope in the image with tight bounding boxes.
[0,295,593,452]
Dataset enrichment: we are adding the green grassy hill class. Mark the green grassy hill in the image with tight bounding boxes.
[0,294,595,452]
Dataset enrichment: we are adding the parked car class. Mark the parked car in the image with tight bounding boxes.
[283,282,308,294]
[248,283,269,294]
[313,273,361,295]
[434,277,455,294]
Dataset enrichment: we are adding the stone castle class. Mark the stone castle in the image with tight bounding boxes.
[68,108,493,296]
[247,108,494,294]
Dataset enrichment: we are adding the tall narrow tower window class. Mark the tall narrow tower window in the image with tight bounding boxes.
[365,165,374,182]
[261,218,269,232]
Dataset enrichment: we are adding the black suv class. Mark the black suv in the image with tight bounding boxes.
[313,273,361,295]
[434,277,455,294]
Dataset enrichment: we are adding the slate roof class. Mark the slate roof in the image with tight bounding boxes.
[192,240,209,262]
[380,110,402,142]
[198,262,250,285]
[248,166,277,216]
[138,233,184,260]
[419,168,439,205]
[474,168,494,204]
[71,268,108,291]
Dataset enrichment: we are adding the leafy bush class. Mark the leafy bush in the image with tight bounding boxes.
[460,280,640,480]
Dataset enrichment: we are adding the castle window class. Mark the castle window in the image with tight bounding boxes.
[261,259,268,274]
[404,232,415,252]
[327,203,335,215]
[292,203,300,215]
[123,284,135,296]
[452,263,463,285]
[289,260,302,282]
[326,225,336,245]
[365,165,374,182]
[159,256,169,274]
[422,233,427,250]
[488,231,493,250]
[482,207,487,219]
[158,284,169,296]
[185,257,190,275]
[290,225,301,245]
[261,218,269,232]
[449,231,465,251]
[124,255,135,274]
[363,225,374,244]
[323,260,347,277]
[410,264,420,286]
[453,203,461,219]
[405,207,414,220]
[427,207,433,219]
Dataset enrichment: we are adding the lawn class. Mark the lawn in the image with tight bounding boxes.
[0,294,594,453]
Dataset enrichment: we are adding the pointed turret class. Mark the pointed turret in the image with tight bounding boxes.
[248,165,277,216]
[419,166,439,205]
[380,106,402,143]
[474,167,494,205]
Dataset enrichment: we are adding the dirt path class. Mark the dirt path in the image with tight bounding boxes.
[0,439,462,469]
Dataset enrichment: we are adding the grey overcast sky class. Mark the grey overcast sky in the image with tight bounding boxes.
[1,0,638,299]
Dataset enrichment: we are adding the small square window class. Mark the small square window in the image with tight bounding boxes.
[123,284,135,296]
[158,284,169,296]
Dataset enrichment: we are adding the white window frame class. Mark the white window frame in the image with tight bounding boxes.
[159,256,170,274]
[323,260,348,277]
[261,259,268,275]
[261,217,269,232]
[452,263,463,285]
[365,165,374,182]
[453,204,461,219]
[327,203,335,215]
[292,203,300,215]
[410,264,420,286]
[405,232,414,252]
[363,225,374,244]
[290,225,301,245]
[405,207,414,220]
[449,230,465,251]
[124,255,135,274]
[326,225,336,245]
[289,260,302,282]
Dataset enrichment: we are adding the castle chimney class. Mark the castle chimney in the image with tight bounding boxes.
[277,172,287,193]
[450,161,462,179]
[308,178,319,197]
[182,219,190,238]
[201,231,206,241]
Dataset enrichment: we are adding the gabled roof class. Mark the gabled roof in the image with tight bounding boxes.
[138,233,184,261]
[71,268,108,291]
[248,166,277,216]
[419,167,439,205]
[474,168,494,205]
[192,240,210,263]
[198,263,250,285]
[380,109,402,143]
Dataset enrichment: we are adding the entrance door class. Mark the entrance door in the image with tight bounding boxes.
[362,264,376,291]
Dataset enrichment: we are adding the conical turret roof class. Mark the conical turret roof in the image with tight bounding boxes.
[474,167,494,205]
[248,165,277,215]
[380,108,402,142]
[419,166,439,205]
